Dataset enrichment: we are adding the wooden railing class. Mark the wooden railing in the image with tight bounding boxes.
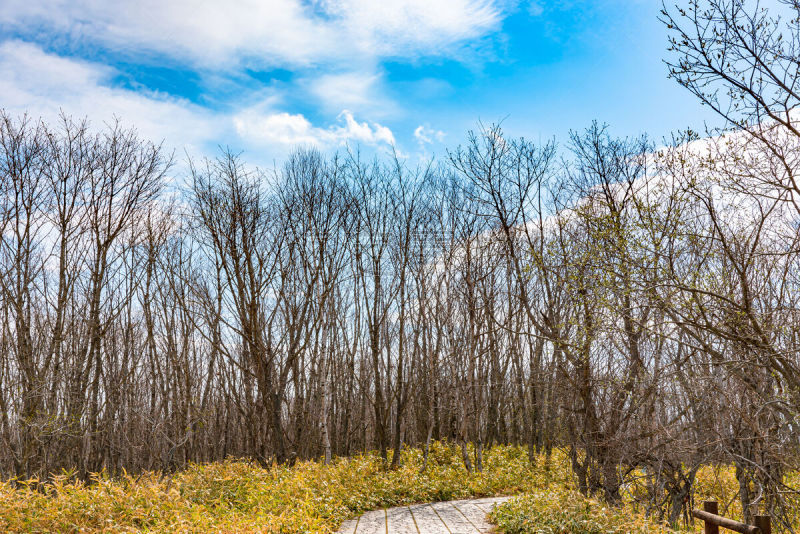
[691,501,771,534]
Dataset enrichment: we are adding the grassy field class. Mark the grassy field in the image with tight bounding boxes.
[0,442,790,533]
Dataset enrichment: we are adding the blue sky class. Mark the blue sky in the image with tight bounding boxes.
[0,0,718,166]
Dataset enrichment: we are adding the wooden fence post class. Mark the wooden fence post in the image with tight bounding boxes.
[692,500,770,534]
[704,501,720,534]
[754,515,771,534]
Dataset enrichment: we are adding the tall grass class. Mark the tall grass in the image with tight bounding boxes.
[3,442,789,533]
[491,461,800,533]
[0,442,540,533]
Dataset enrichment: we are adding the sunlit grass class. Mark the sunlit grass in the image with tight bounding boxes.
[4,443,791,533]
[492,460,800,533]
[0,442,538,533]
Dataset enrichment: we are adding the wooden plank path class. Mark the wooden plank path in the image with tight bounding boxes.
[336,496,511,534]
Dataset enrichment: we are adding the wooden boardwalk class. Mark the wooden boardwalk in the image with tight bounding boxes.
[336,496,511,534]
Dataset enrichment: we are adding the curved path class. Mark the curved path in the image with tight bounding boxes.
[336,496,511,534]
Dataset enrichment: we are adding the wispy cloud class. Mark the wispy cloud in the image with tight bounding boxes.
[1,0,504,69]
[0,1,510,160]
[414,125,446,147]
[308,71,397,118]
[0,40,396,160]
[0,40,222,152]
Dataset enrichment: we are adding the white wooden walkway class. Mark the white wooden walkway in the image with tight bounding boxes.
[336,496,510,534]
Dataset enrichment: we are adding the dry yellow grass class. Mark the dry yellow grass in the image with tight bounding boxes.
[3,443,793,533]
[0,442,537,533]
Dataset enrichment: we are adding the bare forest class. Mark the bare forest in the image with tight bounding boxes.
[2,0,800,530]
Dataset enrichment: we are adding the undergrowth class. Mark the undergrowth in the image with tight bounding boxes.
[0,442,538,533]
[491,489,678,534]
[491,460,800,533]
[2,442,790,533]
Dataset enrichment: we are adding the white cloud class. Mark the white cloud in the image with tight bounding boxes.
[327,0,502,57]
[234,108,395,148]
[1,1,502,151]
[414,125,446,147]
[308,71,396,117]
[0,40,221,153]
[1,0,504,69]
[0,41,396,162]
[234,112,321,146]
[336,110,395,145]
